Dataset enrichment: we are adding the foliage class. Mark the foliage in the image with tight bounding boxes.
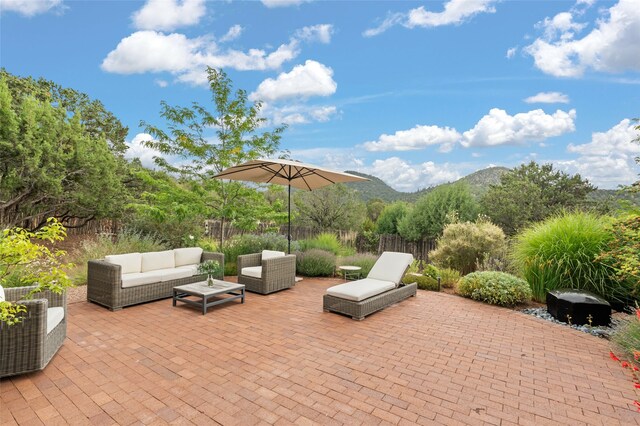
[437,268,461,289]
[397,183,478,241]
[296,249,336,277]
[66,231,168,285]
[0,218,72,325]
[0,73,127,229]
[475,242,518,275]
[299,232,353,256]
[140,68,286,248]
[221,233,293,275]
[366,198,386,222]
[429,218,506,275]
[512,212,625,303]
[402,273,439,291]
[480,162,595,235]
[337,253,378,276]
[457,271,531,307]
[597,214,640,297]
[375,202,410,235]
[197,260,223,278]
[612,309,640,366]
[294,184,365,232]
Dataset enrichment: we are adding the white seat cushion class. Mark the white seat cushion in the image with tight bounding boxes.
[367,252,414,285]
[262,250,285,260]
[154,267,194,282]
[176,264,199,275]
[105,253,142,274]
[141,250,175,272]
[174,247,203,267]
[121,271,166,288]
[47,307,65,334]
[241,266,262,279]
[325,278,396,302]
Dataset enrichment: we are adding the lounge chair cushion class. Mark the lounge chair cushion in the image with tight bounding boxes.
[262,250,285,260]
[121,271,167,288]
[174,247,203,267]
[141,250,175,272]
[325,278,396,302]
[241,266,263,279]
[367,252,414,285]
[105,253,142,275]
[46,307,65,334]
[0,285,4,302]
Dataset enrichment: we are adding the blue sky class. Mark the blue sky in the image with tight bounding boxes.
[2,0,639,191]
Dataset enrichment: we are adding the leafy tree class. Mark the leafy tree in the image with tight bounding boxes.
[366,198,386,222]
[0,75,126,229]
[375,201,410,235]
[141,68,286,248]
[397,183,478,241]
[480,161,595,235]
[293,184,365,231]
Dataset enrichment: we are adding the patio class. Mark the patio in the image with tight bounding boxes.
[1,278,639,425]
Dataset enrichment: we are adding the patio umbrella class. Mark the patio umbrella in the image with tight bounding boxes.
[213,158,368,253]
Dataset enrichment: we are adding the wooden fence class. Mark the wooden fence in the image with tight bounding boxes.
[377,234,437,262]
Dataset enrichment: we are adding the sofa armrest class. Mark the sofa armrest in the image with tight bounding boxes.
[87,260,121,292]
[202,252,225,279]
[262,255,296,281]
[0,295,48,332]
[237,253,262,273]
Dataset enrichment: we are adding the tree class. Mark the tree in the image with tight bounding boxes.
[375,201,409,235]
[141,68,286,248]
[366,198,386,222]
[293,184,365,231]
[480,161,595,235]
[0,75,126,229]
[397,183,478,241]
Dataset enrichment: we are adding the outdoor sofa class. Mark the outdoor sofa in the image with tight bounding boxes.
[237,250,296,294]
[323,251,416,320]
[87,247,224,311]
[0,285,66,378]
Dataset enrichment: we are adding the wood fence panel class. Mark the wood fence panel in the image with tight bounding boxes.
[378,234,436,262]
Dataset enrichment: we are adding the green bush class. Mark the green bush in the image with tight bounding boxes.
[612,308,640,363]
[67,231,168,285]
[337,253,378,276]
[402,273,439,291]
[457,271,531,307]
[430,218,506,275]
[438,267,461,288]
[296,249,336,277]
[221,233,294,275]
[299,233,353,256]
[512,211,625,303]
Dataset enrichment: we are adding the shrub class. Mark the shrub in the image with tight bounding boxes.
[597,214,640,299]
[475,241,518,275]
[438,268,461,289]
[66,230,168,285]
[402,273,439,291]
[512,211,625,303]
[430,218,506,275]
[296,249,336,277]
[299,233,353,256]
[457,271,531,307]
[337,253,378,276]
[612,307,640,365]
[221,233,293,275]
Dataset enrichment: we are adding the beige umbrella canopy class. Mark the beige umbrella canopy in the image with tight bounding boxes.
[213,158,368,252]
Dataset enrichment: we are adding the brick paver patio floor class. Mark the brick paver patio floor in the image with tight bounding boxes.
[2,277,640,425]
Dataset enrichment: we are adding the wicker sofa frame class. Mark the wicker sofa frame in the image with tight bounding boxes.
[0,286,67,378]
[323,282,417,320]
[87,252,224,311]
[237,253,296,294]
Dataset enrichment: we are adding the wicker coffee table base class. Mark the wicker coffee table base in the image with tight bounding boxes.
[323,282,417,320]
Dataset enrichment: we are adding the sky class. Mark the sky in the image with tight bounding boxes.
[1,0,639,192]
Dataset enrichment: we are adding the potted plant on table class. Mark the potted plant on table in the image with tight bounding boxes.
[197,260,222,286]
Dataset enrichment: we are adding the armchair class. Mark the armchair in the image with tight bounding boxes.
[0,286,67,377]
[237,250,296,294]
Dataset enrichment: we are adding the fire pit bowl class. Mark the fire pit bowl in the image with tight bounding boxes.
[546,289,611,326]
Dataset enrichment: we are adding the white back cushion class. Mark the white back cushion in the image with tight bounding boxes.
[367,251,414,285]
[141,250,175,272]
[174,247,203,267]
[47,307,65,334]
[105,253,142,274]
[262,250,285,260]
[0,285,5,302]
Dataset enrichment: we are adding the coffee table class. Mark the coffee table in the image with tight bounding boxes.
[173,280,245,315]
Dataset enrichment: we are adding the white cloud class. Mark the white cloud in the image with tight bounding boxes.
[219,24,243,43]
[294,24,333,44]
[251,60,337,102]
[261,103,338,125]
[524,92,570,104]
[362,125,461,153]
[558,119,639,188]
[363,0,497,37]
[0,0,63,16]
[363,157,464,191]
[154,79,169,87]
[461,108,576,147]
[506,47,517,59]
[132,0,205,31]
[261,0,310,8]
[125,133,161,169]
[525,0,640,77]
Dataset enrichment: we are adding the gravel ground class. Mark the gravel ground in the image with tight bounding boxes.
[521,307,623,338]
[68,285,87,304]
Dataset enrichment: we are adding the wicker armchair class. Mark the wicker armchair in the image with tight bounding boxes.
[237,252,296,294]
[0,286,67,378]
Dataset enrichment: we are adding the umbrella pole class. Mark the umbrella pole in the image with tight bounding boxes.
[288,184,291,254]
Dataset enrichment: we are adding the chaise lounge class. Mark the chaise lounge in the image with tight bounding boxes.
[323,251,416,320]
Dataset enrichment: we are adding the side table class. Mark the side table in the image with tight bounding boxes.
[338,265,362,281]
